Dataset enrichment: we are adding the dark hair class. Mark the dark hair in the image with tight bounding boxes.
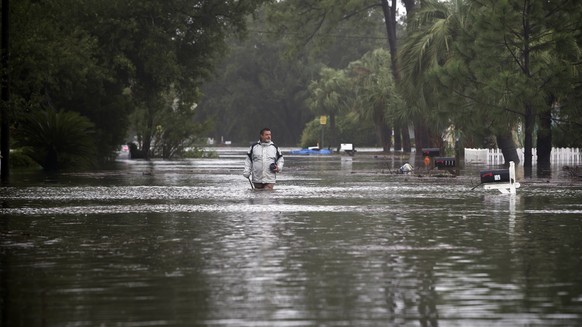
[260,128,271,135]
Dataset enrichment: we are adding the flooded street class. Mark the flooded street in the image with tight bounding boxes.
[2,148,582,326]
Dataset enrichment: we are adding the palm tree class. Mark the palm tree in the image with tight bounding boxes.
[306,67,350,148]
[16,109,96,171]
[398,0,521,163]
[401,0,582,174]
[347,49,401,152]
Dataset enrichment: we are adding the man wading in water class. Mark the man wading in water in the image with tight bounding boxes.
[243,128,284,190]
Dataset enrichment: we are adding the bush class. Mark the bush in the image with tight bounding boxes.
[15,109,97,171]
[8,150,42,169]
[299,119,322,147]
[299,115,377,148]
[183,147,218,158]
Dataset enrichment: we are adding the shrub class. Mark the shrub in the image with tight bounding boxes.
[15,109,97,171]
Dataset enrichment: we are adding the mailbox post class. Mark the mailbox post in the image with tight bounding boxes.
[480,161,520,194]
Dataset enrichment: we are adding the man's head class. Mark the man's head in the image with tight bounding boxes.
[260,128,272,143]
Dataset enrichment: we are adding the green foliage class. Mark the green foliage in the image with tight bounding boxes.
[15,110,97,171]
[197,14,318,146]
[299,116,377,148]
[10,0,129,163]
[8,150,41,169]
[264,0,387,65]
[348,49,401,120]
[463,0,582,159]
[399,0,476,127]
[262,0,414,151]
[300,48,402,150]
[194,3,389,146]
[299,119,323,148]
[335,113,378,146]
[183,147,218,159]
[8,0,270,168]
[398,0,582,160]
[345,49,402,150]
[150,89,213,159]
[552,106,582,148]
[306,67,352,147]
[83,0,271,158]
[307,67,350,116]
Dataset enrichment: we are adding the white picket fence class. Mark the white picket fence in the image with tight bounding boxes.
[464,147,582,166]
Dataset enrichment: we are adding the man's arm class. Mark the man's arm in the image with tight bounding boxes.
[276,149,284,172]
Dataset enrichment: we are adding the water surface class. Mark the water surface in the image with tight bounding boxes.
[1,150,582,326]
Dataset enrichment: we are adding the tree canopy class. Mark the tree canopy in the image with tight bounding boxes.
[3,0,269,172]
[399,0,582,171]
[3,0,582,176]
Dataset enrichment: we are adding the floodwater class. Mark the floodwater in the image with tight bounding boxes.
[1,148,582,327]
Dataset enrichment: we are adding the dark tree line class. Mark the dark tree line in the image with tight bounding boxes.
[1,0,268,177]
[2,0,581,179]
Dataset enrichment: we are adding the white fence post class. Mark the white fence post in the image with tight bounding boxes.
[464,147,582,166]
[464,148,488,163]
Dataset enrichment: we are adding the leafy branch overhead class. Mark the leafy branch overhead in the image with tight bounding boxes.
[8,0,270,167]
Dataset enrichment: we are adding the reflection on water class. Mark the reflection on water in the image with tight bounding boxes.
[1,151,582,326]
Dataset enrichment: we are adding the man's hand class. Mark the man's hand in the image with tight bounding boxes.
[243,172,250,178]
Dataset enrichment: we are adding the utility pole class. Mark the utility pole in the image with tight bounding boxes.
[1,0,9,182]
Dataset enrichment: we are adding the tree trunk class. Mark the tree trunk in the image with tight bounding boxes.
[142,114,154,160]
[374,107,391,152]
[394,123,401,151]
[329,112,336,149]
[1,0,10,182]
[455,132,464,162]
[374,124,391,152]
[536,101,552,177]
[522,10,533,176]
[142,136,151,160]
[385,126,392,152]
[523,102,535,177]
[44,147,59,171]
[402,124,411,152]
[496,132,519,166]
[380,0,414,154]
[413,118,430,153]
[380,0,399,82]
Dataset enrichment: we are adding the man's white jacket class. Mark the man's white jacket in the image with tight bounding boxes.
[243,141,284,184]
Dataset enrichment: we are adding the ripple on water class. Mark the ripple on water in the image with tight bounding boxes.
[2,157,582,327]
